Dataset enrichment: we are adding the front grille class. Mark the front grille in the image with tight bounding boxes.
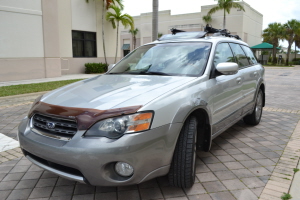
[32,114,77,139]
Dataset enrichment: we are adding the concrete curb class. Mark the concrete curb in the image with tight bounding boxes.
[0,74,99,87]
[290,160,300,200]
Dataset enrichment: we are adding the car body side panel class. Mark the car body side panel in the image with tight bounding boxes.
[240,64,261,107]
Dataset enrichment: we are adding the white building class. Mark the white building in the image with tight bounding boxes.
[120,1,263,57]
[0,0,118,82]
[0,0,263,82]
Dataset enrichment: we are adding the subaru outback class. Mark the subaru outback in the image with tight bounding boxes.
[18,26,265,188]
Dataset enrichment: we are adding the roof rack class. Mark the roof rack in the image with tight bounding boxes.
[158,24,241,41]
[204,24,241,40]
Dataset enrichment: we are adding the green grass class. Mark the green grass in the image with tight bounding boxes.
[0,79,83,97]
[281,193,292,200]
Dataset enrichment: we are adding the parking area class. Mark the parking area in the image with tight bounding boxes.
[0,67,300,200]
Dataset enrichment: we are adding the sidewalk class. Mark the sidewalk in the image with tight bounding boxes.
[0,74,99,87]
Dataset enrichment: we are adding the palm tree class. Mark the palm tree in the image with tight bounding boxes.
[85,0,124,65]
[106,5,134,63]
[283,19,300,65]
[202,15,212,25]
[129,28,139,49]
[152,0,159,41]
[207,0,245,29]
[262,22,284,64]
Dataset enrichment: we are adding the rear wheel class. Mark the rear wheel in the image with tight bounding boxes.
[243,89,263,125]
[168,116,197,188]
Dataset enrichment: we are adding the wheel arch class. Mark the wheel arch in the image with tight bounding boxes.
[259,83,266,107]
[174,107,212,152]
[190,108,212,152]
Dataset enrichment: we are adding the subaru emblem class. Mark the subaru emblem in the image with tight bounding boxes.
[47,122,56,129]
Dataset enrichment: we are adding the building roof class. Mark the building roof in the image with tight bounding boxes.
[251,42,281,50]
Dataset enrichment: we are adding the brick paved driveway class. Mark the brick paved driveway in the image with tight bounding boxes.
[0,67,299,200]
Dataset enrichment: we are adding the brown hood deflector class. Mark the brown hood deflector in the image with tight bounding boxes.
[28,102,142,130]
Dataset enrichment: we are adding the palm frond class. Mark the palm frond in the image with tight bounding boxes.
[230,2,245,11]
[120,14,134,30]
[113,0,124,10]
[207,6,221,16]
[202,15,212,24]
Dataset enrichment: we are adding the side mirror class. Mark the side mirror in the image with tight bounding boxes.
[108,64,115,71]
[216,62,238,75]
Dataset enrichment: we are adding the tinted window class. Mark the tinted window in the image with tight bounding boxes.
[214,43,235,66]
[109,42,212,76]
[241,45,258,64]
[72,31,97,57]
[229,43,250,68]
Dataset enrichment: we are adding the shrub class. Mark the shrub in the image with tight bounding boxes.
[291,58,300,65]
[85,63,108,74]
[269,57,278,63]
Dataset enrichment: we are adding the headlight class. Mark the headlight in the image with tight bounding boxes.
[84,112,153,139]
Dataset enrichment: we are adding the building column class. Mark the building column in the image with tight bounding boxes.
[41,0,61,78]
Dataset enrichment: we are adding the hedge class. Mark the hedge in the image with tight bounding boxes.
[85,63,108,74]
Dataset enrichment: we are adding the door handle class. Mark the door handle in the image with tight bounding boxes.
[236,77,242,84]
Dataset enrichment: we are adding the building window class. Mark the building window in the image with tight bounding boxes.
[72,30,97,57]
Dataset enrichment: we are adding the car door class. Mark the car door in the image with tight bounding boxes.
[240,45,261,112]
[228,43,255,108]
[210,42,244,135]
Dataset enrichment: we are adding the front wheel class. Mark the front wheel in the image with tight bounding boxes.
[168,116,197,188]
[243,89,263,125]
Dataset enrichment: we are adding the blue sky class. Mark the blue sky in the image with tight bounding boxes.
[123,0,300,47]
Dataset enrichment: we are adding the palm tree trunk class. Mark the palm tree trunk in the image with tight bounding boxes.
[286,40,293,65]
[102,2,108,65]
[272,45,276,64]
[115,21,119,64]
[152,0,158,41]
[295,42,297,60]
[223,9,226,29]
[133,35,136,49]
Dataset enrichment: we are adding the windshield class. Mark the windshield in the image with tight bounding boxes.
[108,42,212,76]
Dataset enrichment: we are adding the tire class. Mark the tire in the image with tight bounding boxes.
[168,116,197,188]
[243,89,263,125]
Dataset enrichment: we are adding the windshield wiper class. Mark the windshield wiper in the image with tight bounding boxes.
[142,71,170,76]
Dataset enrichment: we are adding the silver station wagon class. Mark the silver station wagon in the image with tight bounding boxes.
[18,26,265,188]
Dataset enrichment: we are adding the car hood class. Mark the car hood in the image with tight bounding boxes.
[41,74,196,110]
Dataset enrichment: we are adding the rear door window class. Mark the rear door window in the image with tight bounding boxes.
[229,43,250,68]
[241,45,258,65]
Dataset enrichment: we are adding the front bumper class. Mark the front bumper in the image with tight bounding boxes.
[18,117,182,186]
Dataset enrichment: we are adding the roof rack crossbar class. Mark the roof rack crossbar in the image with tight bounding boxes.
[170,28,186,35]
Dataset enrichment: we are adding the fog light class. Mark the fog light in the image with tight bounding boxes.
[115,162,134,177]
